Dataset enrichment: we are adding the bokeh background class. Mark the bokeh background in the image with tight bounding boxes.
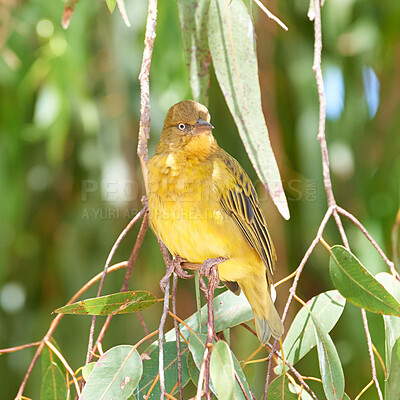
[1,0,399,398]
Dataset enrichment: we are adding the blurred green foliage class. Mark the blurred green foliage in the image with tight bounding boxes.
[0,0,399,398]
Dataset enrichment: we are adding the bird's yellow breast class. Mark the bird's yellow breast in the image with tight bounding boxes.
[148,151,262,282]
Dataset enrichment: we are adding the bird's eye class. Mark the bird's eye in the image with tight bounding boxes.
[177,123,186,131]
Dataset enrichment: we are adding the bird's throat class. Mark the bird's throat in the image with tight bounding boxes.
[182,133,218,161]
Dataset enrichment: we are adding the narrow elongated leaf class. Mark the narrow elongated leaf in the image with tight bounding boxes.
[210,341,235,400]
[312,313,344,400]
[208,0,289,220]
[376,272,400,377]
[135,341,190,398]
[41,363,68,400]
[266,374,297,400]
[177,0,211,105]
[275,290,345,374]
[164,290,252,342]
[329,246,400,316]
[55,291,157,315]
[80,345,142,400]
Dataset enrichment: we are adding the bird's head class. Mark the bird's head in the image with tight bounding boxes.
[156,100,217,157]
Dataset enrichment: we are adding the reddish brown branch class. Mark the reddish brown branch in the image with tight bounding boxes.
[137,0,158,192]
[13,261,127,400]
[361,309,383,400]
[122,210,149,291]
[158,270,170,399]
[172,273,183,400]
[85,207,146,365]
[196,266,218,400]
[263,207,333,398]
[392,208,400,271]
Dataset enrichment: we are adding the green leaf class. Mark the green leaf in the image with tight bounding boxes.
[210,341,235,400]
[55,291,157,315]
[275,290,345,374]
[187,351,200,387]
[385,340,400,400]
[136,341,190,398]
[208,0,289,220]
[266,374,297,400]
[329,246,400,316]
[177,0,211,105]
[164,290,253,342]
[41,342,66,377]
[41,363,68,400]
[105,0,116,13]
[312,313,344,400]
[80,345,142,400]
[82,362,96,382]
[188,334,251,399]
[188,333,211,370]
[375,272,400,377]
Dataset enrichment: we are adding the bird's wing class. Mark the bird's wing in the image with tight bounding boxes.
[217,151,276,279]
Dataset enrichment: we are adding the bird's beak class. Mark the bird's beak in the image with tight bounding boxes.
[193,118,214,134]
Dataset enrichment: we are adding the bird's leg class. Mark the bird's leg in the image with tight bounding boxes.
[159,255,193,292]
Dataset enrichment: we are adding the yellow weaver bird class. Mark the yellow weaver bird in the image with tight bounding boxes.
[147,100,283,344]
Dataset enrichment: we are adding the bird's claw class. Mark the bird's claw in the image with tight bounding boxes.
[159,256,193,292]
[199,257,227,278]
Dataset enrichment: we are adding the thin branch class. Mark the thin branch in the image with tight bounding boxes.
[355,380,374,400]
[311,1,388,399]
[333,209,350,249]
[282,207,333,324]
[312,0,335,209]
[85,208,146,365]
[137,0,158,192]
[361,309,383,400]
[234,369,250,400]
[14,261,127,400]
[122,210,149,291]
[172,273,183,400]
[392,207,400,271]
[252,0,288,31]
[196,266,219,400]
[156,240,175,399]
[0,341,41,354]
[158,272,170,399]
[263,206,333,399]
[89,213,150,356]
[268,346,319,400]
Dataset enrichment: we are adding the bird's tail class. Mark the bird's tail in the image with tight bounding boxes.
[239,275,283,345]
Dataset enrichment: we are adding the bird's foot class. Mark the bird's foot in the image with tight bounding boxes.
[159,255,193,292]
[141,195,148,209]
[199,257,227,278]
[199,257,227,303]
